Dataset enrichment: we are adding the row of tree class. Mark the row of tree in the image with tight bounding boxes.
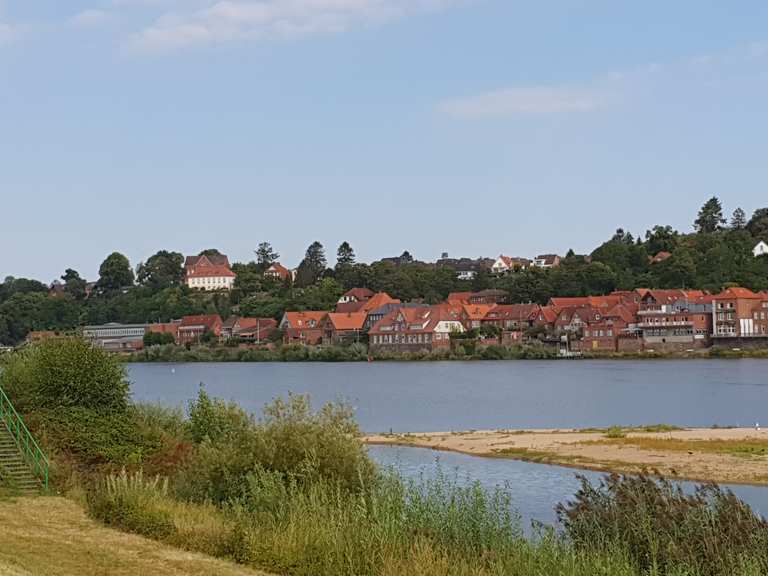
[1,198,766,345]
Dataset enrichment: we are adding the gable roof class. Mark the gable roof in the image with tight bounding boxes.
[359,292,400,313]
[713,287,763,300]
[461,304,495,321]
[185,254,230,268]
[280,311,328,328]
[341,288,374,302]
[186,264,235,278]
[650,251,672,264]
[265,262,292,279]
[336,301,367,313]
[484,303,540,321]
[325,312,367,331]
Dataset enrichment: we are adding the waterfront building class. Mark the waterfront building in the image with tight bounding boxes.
[83,323,148,352]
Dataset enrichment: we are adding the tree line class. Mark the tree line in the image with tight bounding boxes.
[1,197,766,345]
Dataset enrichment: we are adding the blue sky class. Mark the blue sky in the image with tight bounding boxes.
[2,1,768,282]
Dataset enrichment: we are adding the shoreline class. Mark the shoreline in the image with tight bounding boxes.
[364,427,768,487]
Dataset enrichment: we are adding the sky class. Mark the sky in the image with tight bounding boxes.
[2,1,768,282]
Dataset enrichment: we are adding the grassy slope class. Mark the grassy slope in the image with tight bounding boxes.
[0,496,269,576]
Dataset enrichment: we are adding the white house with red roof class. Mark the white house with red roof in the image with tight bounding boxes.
[184,254,235,291]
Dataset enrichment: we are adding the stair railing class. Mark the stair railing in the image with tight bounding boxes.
[0,385,49,490]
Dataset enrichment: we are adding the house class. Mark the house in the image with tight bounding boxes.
[460,304,495,330]
[364,302,423,331]
[554,306,601,335]
[533,254,561,269]
[184,254,235,291]
[222,317,276,341]
[754,241,768,258]
[338,288,374,305]
[436,256,494,280]
[177,315,223,345]
[146,321,180,343]
[580,304,638,352]
[491,255,532,275]
[321,312,367,345]
[83,323,148,352]
[635,296,712,351]
[368,305,465,354]
[336,289,398,314]
[279,311,327,345]
[530,306,559,330]
[233,319,277,343]
[264,262,294,282]
[481,304,540,331]
[711,287,768,341]
[650,251,672,264]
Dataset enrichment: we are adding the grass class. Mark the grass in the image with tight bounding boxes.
[577,424,684,434]
[0,495,269,576]
[587,437,768,457]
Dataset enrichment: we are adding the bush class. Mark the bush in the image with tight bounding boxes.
[0,337,129,414]
[556,474,768,576]
[88,470,175,539]
[176,392,375,504]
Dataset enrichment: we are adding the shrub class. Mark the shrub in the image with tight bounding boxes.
[176,392,375,504]
[88,469,175,539]
[0,337,129,414]
[556,474,768,576]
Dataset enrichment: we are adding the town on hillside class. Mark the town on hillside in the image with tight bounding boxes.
[4,199,768,355]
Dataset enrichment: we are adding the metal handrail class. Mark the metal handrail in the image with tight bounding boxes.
[0,385,48,490]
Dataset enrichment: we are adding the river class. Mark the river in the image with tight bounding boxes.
[127,360,768,526]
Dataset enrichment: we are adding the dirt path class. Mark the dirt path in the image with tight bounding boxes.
[365,427,768,486]
[0,496,270,576]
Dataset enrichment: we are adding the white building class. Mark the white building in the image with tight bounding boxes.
[184,254,236,291]
[754,241,768,258]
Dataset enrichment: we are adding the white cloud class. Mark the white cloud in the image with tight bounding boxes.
[438,86,607,118]
[128,0,458,52]
[71,9,112,28]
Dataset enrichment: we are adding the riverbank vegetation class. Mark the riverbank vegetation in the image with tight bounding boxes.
[124,341,768,363]
[2,198,768,348]
[2,338,768,575]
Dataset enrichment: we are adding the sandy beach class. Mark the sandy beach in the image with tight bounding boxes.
[364,427,768,486]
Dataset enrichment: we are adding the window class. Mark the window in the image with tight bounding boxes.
[607,330,613,337]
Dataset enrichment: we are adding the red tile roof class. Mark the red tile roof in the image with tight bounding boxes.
[462,304,495,321]
[341,288,374,302]
[281,311,328,328]
[447,292,473,304]
[186,264,235,278]
[325,312,367,331]
[650,251,672,264]
[265,263,292,280]
[359,292,400,313]
[713,287,763,300]
[179,315,222,329]
[335,301,367,313]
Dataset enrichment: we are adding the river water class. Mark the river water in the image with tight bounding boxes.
[128,360,768,526]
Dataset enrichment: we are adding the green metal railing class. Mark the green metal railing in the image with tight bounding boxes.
[0,385,48,490]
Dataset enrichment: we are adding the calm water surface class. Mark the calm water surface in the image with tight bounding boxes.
[129,360,768,432]
[128,360,768,526]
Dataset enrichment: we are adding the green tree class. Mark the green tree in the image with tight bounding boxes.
[199,248,223,258]
[694,196,726,234]
[644,225,679,255]
[295,241,327,287]
[255,242,279,268]
[747,208,768,240]
[136,250,184,290]
[97,252,134,291]
[143,331,175,347]
[730,208,747,230]
[336,242,356,268]
[0,337,129,414]
[61,268,87,300]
